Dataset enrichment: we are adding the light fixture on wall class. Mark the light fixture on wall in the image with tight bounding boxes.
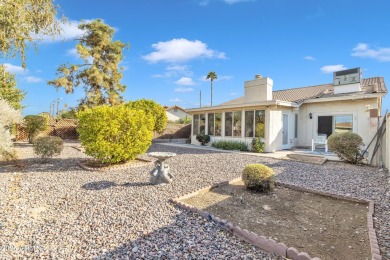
[309,113,312,119]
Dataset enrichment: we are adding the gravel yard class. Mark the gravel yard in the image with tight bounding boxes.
[0,142,389,259]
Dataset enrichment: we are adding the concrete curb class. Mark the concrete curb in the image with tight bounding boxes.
[171,178,381,260]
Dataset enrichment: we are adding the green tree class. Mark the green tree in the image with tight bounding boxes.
[0,0,61,68]
[24,115,47,143]
[126,99,167,133]
[0,65,26,109]
[48,19,129,109]
[206,71,217,106]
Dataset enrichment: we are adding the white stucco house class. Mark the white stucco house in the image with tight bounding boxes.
[165,105,190,122]
[186,68,387,159]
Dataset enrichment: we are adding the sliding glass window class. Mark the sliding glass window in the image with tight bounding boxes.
[255,110,265,138]
[208,113,214,135]
[245,111,254,137]
[215,113,222,136]
[233,111,242,137]
[193,114,199,135]
[225,112,233,136]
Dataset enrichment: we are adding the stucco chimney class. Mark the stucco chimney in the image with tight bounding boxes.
[244,75,273,103]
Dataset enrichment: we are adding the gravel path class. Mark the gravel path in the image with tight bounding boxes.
[0,142,389,259]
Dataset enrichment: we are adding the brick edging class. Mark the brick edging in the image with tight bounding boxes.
[171,178,381,260]
[275,181,381,260]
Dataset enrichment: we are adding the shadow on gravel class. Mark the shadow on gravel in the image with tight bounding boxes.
[81,181,151,190]
[0,158,81,174]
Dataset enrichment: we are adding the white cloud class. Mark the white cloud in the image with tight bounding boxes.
[67,48,79,58]
[25,76,43,83]
[152,65,193,78]
[175,77,195,86]
[35,19,86,42]
[230,92,239,96]
[2,63,28,75]
[143,38,226,63]
[174,87,194,93]
[351,43,390,62]
[320,64,347,74]
[304,56,315,61]
[169,98,183,102]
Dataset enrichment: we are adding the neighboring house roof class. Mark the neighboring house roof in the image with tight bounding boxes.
[220,77,387,107]
[165,105,187,112]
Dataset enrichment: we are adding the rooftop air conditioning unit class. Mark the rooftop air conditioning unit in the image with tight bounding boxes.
[333,67,361,86]
[333,67,362,94]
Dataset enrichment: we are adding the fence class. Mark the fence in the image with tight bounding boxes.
[16,118,78,141]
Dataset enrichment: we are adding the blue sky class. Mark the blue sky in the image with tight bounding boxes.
[2,0,390,115]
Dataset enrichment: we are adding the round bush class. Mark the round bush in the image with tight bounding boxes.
[242,164,275,192]
[33,136,64,160]
[328,132,364,164]
[125,99,168,134]
[77,105,154,164]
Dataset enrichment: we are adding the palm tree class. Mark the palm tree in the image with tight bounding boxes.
[206,71,217,106]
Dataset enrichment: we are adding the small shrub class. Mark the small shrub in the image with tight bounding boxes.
[251,138,264,153]
[242,164,275,193]
[24,115,47,143]
[33,136,64,160]
[176,117,191,124]
[328,132,364,164]
[196,133,210,145]
[77,105,154,164]
[211,140,248,151]
[0,99,22,160]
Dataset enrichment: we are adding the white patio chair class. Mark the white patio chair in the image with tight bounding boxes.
[312,134,328,153]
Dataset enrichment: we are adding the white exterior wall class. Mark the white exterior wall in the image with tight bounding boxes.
[297,98,379,156]
[166,108,190,121]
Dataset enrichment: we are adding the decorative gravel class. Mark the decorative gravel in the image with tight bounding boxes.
[0,142,388,259]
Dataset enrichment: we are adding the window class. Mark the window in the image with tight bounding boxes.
[193,114,199,135]
[215,113,222,136]
[334,115,353,133]
[200,114,206,134]
[294,114,298,138]
[208,113,214,135]
[245,111,254,137]
[255,110,265,138]
[233,111,242,137]
[225,112,233,136]
[193,114,205,135]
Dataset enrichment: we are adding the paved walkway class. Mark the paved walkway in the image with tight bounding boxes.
[158,142,341,161]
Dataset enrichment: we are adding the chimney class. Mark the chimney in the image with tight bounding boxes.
[244,75,273,103]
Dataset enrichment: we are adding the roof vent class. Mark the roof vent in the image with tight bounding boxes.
[255,74,262,79]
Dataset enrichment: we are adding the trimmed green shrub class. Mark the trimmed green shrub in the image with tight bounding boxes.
[242,164,275,193]
[176,117,191,124]
[77,105,154,164]
[196,133,210,145]
[251,138,265,153]
[33,136,64,160]
[211,140,248,151]
[126,99,168,134]
[24,115,47,143]
[328,132,364,164]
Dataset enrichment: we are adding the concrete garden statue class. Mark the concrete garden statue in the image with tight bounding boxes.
[148,152,176,185]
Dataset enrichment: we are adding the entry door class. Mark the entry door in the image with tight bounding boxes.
[318,116,333,137]
[282,114,289,147]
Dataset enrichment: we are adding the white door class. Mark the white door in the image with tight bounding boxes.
[282,114,289,149]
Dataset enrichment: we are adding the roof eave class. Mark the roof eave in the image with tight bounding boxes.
[186,100,299,113]
[303,93,385,104]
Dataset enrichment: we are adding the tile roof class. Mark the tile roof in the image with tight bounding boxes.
[219,77,387,106]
